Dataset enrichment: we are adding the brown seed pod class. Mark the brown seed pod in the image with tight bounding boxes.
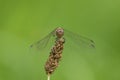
[44,38,64,75]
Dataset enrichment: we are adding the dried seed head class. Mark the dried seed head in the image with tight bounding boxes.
[44,38,64,75]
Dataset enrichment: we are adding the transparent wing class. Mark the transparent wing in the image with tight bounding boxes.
[64,29,95,48]
[30,29,56,51]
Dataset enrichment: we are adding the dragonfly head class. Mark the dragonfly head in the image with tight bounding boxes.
[55,27,64,38]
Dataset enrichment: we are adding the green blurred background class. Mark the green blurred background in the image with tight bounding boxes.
[0,0,120,80]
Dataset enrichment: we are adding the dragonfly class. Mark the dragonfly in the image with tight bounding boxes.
[30,27,95,80]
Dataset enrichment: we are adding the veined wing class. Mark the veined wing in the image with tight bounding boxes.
[30,29,56,51]
[64,29,95,48]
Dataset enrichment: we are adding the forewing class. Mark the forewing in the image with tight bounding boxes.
[30,30,56,51]
[64,29,95,48]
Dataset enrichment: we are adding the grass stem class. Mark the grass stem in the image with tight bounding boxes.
[47,74,50,80]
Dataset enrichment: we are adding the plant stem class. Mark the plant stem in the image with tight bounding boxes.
[47,74,50,80]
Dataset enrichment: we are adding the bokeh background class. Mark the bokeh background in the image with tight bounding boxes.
[0,0,120,80]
